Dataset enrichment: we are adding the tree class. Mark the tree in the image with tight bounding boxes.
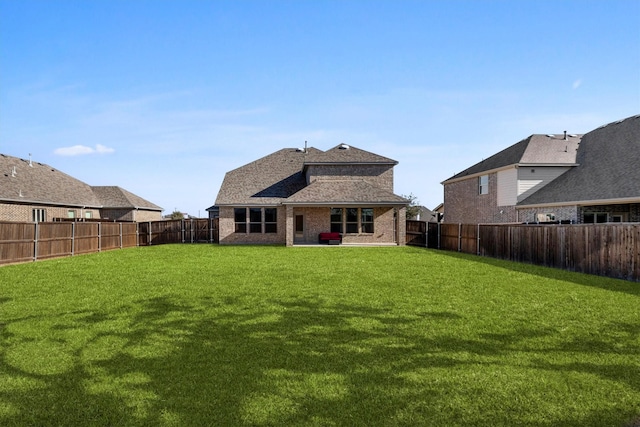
[402,193,421,219]
[170,209,184,220]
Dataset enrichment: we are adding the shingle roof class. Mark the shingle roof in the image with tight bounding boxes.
[215,144,405,206]
[304,144,398,165]
[0,154,161,210]
[215,148,316,205]
[445,134,581,181]
[518,115,640,205]
[0,154,101,207]
[92,186,162,210]
[285,179,407,205]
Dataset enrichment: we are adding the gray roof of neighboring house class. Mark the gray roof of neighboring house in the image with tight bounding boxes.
[445,133,581,181]
[92,186,162,211]
[0,154,102,207]
[0,153,161,210]
[519,115,640,206]
[215,145,405,206]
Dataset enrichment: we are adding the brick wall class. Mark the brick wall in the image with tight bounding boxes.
[218,206,287,245]
[307,164,394,192]
[517,206,579,223]
[444,173,517,224]
[0,203,100,222]
[220,205,404,245]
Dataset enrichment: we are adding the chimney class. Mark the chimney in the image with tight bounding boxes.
[564,131,568,140]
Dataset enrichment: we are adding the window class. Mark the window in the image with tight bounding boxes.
[361,208,374,233]
[249,208,262,233]
[479,175,489,195]
[330,208,343,233]
[346,208,358,233]
[67,210,76,218]
[264,208,277,233]
[234,208,247,233]
[32,209,46,222]
[85,211,93,219]
[330,207,374,234]
[235,207,277,233]
[584,213,608,223]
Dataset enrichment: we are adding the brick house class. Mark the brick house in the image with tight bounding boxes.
[0,154,162,222]
[442,115,640,224]
[214,144,408,246]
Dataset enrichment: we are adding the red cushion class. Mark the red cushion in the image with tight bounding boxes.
[319,232,340,240]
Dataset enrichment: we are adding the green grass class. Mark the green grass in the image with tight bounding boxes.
[1,245,639,427]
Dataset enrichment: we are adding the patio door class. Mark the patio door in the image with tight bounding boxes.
[295,214,304,242]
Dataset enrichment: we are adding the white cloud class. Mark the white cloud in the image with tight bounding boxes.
[54,144,115,156]
[95,144,115,154]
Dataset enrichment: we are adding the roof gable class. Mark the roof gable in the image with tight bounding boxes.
[445,133,581,181]
[304,144,398,165]
[519,115,640,205]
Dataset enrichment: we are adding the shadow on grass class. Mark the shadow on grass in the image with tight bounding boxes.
[1,294,638,426]
[431,249,640,296]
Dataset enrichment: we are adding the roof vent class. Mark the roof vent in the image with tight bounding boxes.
[338,143,350,150]
[29,153,33,167]
[11,166,17,177]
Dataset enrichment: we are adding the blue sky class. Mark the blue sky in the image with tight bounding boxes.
[1,0,639,216]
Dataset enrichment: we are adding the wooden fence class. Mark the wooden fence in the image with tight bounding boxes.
[406,221,640,282]
[0,219,218,265]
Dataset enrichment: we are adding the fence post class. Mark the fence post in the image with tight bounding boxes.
[98,222,102,252]
[136,222,139,247]
[148,221,152,245]
[477,223,481,255]
[424,222,428,248]
[34,222,39,261]
[119,222,123,249]
[437,222,441,249]
[72,222,75,256]
[458,223,462,252]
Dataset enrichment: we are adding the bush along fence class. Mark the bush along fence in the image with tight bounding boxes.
[0,219,219,265]
[407,220,640,282]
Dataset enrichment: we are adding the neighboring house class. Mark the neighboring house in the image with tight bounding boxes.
[0,154,163,222]
[442,115,640,224]
[408,205,438,222]
[214,143,408,246]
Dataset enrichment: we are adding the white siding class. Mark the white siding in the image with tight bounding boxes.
[517,166,571,202]
[497,168,517,206]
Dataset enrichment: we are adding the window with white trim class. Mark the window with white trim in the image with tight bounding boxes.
[479,175,489,195]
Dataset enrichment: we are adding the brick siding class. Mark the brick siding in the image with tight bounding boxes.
[444,173,517,224]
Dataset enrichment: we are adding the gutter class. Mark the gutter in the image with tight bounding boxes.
[516,196,640,209]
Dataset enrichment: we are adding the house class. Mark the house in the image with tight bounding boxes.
[0,154,163,222]
[214,143,408,246]
[442,115,640,224]
[407,205,439,222]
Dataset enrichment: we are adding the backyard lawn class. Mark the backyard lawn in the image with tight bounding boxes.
[0,245,638,426]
